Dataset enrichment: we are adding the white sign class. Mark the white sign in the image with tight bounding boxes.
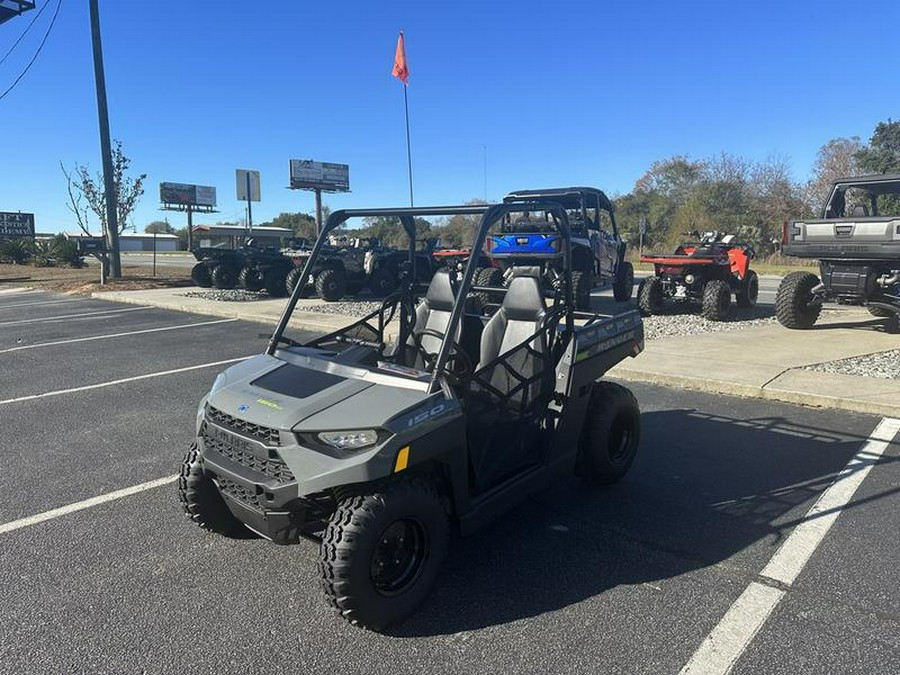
[236,169,261,202]
[289,159,350,192]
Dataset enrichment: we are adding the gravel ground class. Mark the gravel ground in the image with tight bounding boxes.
[181,289,269,302]
[804,350,900,380]
[301,300,383,317]
[640,305,776,340]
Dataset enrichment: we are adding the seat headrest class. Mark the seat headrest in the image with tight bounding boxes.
[501,275,546,321]
[425,270,455,311]
[851,204,869,217]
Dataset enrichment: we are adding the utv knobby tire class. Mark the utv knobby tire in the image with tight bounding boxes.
[368,268,396,297]
[319,479,449,631]
[572,270,592,311]
[701,279,732,321]
[637,276,663,316]
[265,269,289,298]
[178,443,242,536]
[285,267,303,295]
[613,261,635,302]
[576,382,641,484]
[190,262,212,288]
[775,272,822,329]
[474,266,503,307]
[736,270,759,308]
[210,264,238,290]
[238,266,265,292]
[316,268,346,301]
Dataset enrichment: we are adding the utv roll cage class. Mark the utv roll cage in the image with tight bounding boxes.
[503,187,619,236]
[823,173,900,218]
[266,201,582,394]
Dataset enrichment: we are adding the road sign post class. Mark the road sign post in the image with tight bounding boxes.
[236,170,261,236]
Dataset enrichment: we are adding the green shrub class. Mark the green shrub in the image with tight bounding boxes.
[0,238,34,264]
[51,235,85,268]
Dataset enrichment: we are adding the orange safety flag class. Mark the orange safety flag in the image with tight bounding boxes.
[391,31,409,85]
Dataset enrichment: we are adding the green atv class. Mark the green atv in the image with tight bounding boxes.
[179,201,645,631]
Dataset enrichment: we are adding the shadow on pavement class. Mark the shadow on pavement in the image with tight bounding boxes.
[388,408,883,637]
[810,316,899,334]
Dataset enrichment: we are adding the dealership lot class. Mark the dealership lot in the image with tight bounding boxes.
[1,288,898,675]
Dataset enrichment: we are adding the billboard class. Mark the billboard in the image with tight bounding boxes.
[236,169,261,202]
[159,182,217,208]
[289,159,350,192]
[0,212,35,238]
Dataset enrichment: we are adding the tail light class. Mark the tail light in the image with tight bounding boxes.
[781,221,789,245]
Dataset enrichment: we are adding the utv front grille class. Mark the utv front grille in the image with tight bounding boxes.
[206,405,281,446]
[201,425,296,483]
[215,476,262,511]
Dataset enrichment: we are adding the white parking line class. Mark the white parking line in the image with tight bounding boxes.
[0,298,87,309]
[1,305,150,326]
[0,475,178,535]
[679,416,900,675]
[0,318,237,354]
[0,356,249,406]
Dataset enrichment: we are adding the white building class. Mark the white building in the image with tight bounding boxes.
[65,232,180,252]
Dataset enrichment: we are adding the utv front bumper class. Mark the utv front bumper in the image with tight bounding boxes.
[197,407,330,543]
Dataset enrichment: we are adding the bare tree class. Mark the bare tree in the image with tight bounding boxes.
[61,140,146,279]
[804,137,862,214]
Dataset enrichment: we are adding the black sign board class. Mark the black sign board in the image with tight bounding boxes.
[77,237,107,253]
[0,212,35,238]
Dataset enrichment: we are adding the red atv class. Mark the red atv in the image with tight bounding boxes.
[637,232,758,320]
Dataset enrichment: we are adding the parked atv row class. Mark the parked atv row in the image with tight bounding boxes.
[637,232,758,321]
[190,243,294,297]
[191,236,444,302]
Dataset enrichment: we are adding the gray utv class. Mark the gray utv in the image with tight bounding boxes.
[178,200,645,631]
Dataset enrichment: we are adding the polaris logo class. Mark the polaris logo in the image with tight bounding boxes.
[835,225,853,237]
[516,237,530,245]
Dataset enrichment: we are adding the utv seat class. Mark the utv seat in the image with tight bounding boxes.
[475,271,550,408]
[406,270,456,370]
[406,270,482,373]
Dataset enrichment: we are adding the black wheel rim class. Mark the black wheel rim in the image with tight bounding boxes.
[608,412,635,465]
[370,518,428,596]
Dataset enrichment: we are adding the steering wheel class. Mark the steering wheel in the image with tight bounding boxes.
[411,328,473,384]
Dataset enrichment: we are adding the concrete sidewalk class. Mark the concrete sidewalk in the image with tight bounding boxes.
[610,308,899,417]
[93,287,899,417]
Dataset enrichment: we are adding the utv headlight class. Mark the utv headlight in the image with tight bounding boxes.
[684,274,696,286]
[317,429,379,451]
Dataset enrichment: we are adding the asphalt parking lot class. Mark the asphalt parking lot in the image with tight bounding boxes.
[1,288,898,675]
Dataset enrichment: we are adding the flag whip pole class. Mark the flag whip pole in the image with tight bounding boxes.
[403,84,413,207]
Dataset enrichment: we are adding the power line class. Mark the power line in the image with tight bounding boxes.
[0,0,50,69]
[0,0,63,103]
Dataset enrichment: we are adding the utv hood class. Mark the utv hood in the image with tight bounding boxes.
[205,354,430,432]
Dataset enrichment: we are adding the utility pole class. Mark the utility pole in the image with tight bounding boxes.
[89,0,121,278]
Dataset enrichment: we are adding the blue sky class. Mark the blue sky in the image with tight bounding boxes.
[1,0,898,233]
